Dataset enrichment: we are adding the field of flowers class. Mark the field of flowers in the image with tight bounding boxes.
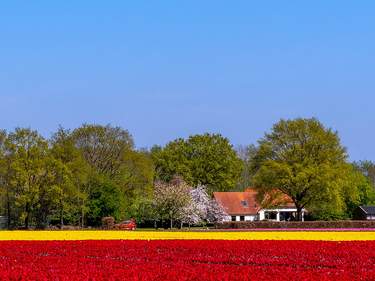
[1,230,375,241]
[0,231,374,280]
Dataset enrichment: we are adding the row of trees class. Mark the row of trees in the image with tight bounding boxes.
[1,118,375,228]
[0,125,154,229]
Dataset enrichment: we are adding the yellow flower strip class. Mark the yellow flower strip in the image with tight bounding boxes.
[0,231,374,241]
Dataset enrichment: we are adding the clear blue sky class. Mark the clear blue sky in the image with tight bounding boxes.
[1,1,374,160]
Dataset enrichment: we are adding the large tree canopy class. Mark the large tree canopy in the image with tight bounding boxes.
[251,118,348,220]
[50,127,90,227]
[2,128,71,228]
[152,133,243,193]
[72,124,134,177]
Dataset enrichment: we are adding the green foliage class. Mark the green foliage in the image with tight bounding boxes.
[5,128,51,228]
[0,128,78,228]
[152,134,243,193]
[115,150,154,219]
[341,164,375,216]
[309,164,375,220]
[0,124,155,229]
[251,118,348,220]
[126,196,155,224]
[353,160,375,188]
[72,124,134,177]
[86,174,122,226]
[70,124,153,225]
[49,127,89,226]
[0,130,7,218]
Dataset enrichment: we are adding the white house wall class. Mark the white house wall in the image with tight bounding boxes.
[258,210,265,221]
[222,215,257,222]
[245,215,256,221]
[260,208,305,221]
[223,208,305,222]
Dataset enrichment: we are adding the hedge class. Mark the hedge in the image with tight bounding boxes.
[215,220,375,229]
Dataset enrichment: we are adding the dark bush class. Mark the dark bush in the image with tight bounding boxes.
[215,220,375,229]
[101,217,115,230]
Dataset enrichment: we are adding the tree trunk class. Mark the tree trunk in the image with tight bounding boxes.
[25,202,30,229]
[81,208,84,228]
[81,198,85,228]
[60,207,64,228]
[170,217,173,229]
[6,185,11,229]
[59,197,64,228]
[296,206,303,221]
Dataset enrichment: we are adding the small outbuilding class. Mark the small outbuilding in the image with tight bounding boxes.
[354,206,375,220]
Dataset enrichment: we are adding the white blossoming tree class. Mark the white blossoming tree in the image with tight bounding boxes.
[206,198,228,223]
[153,178,192,229]
[182,185,228,226]
[153,179,228,229]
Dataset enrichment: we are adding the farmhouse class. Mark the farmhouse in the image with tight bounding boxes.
[213,188,305,222]
[354,206,375,220]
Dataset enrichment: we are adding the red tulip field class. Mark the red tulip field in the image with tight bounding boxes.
[1,240,374,280]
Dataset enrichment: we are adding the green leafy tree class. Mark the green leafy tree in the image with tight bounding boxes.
[251,118,348,220]
[70,124,155,226]
[86,174,122,226]
[4,128,63,228]
[309,163,375,219]
[353,160,375,188]
[32,156,68,228]
[50,127,90,227]
[72,124,134,178]
[0,130,8,221]
[342,164,375,217]
[152,134,243,193]
[116,150,154,219]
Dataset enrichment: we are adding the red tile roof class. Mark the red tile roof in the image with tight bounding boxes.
[213,188,295,216]
[245,188,295,209]
[213,190,260,215]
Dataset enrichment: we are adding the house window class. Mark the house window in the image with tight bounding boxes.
[241,200,248,207]
[231,216,236,221]
[240,216,245,221]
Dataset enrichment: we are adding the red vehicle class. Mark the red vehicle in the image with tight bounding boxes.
[115,219,136,230]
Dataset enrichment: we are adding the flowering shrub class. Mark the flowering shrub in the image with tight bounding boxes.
[183,185,228,225]
[0,240,374,280]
